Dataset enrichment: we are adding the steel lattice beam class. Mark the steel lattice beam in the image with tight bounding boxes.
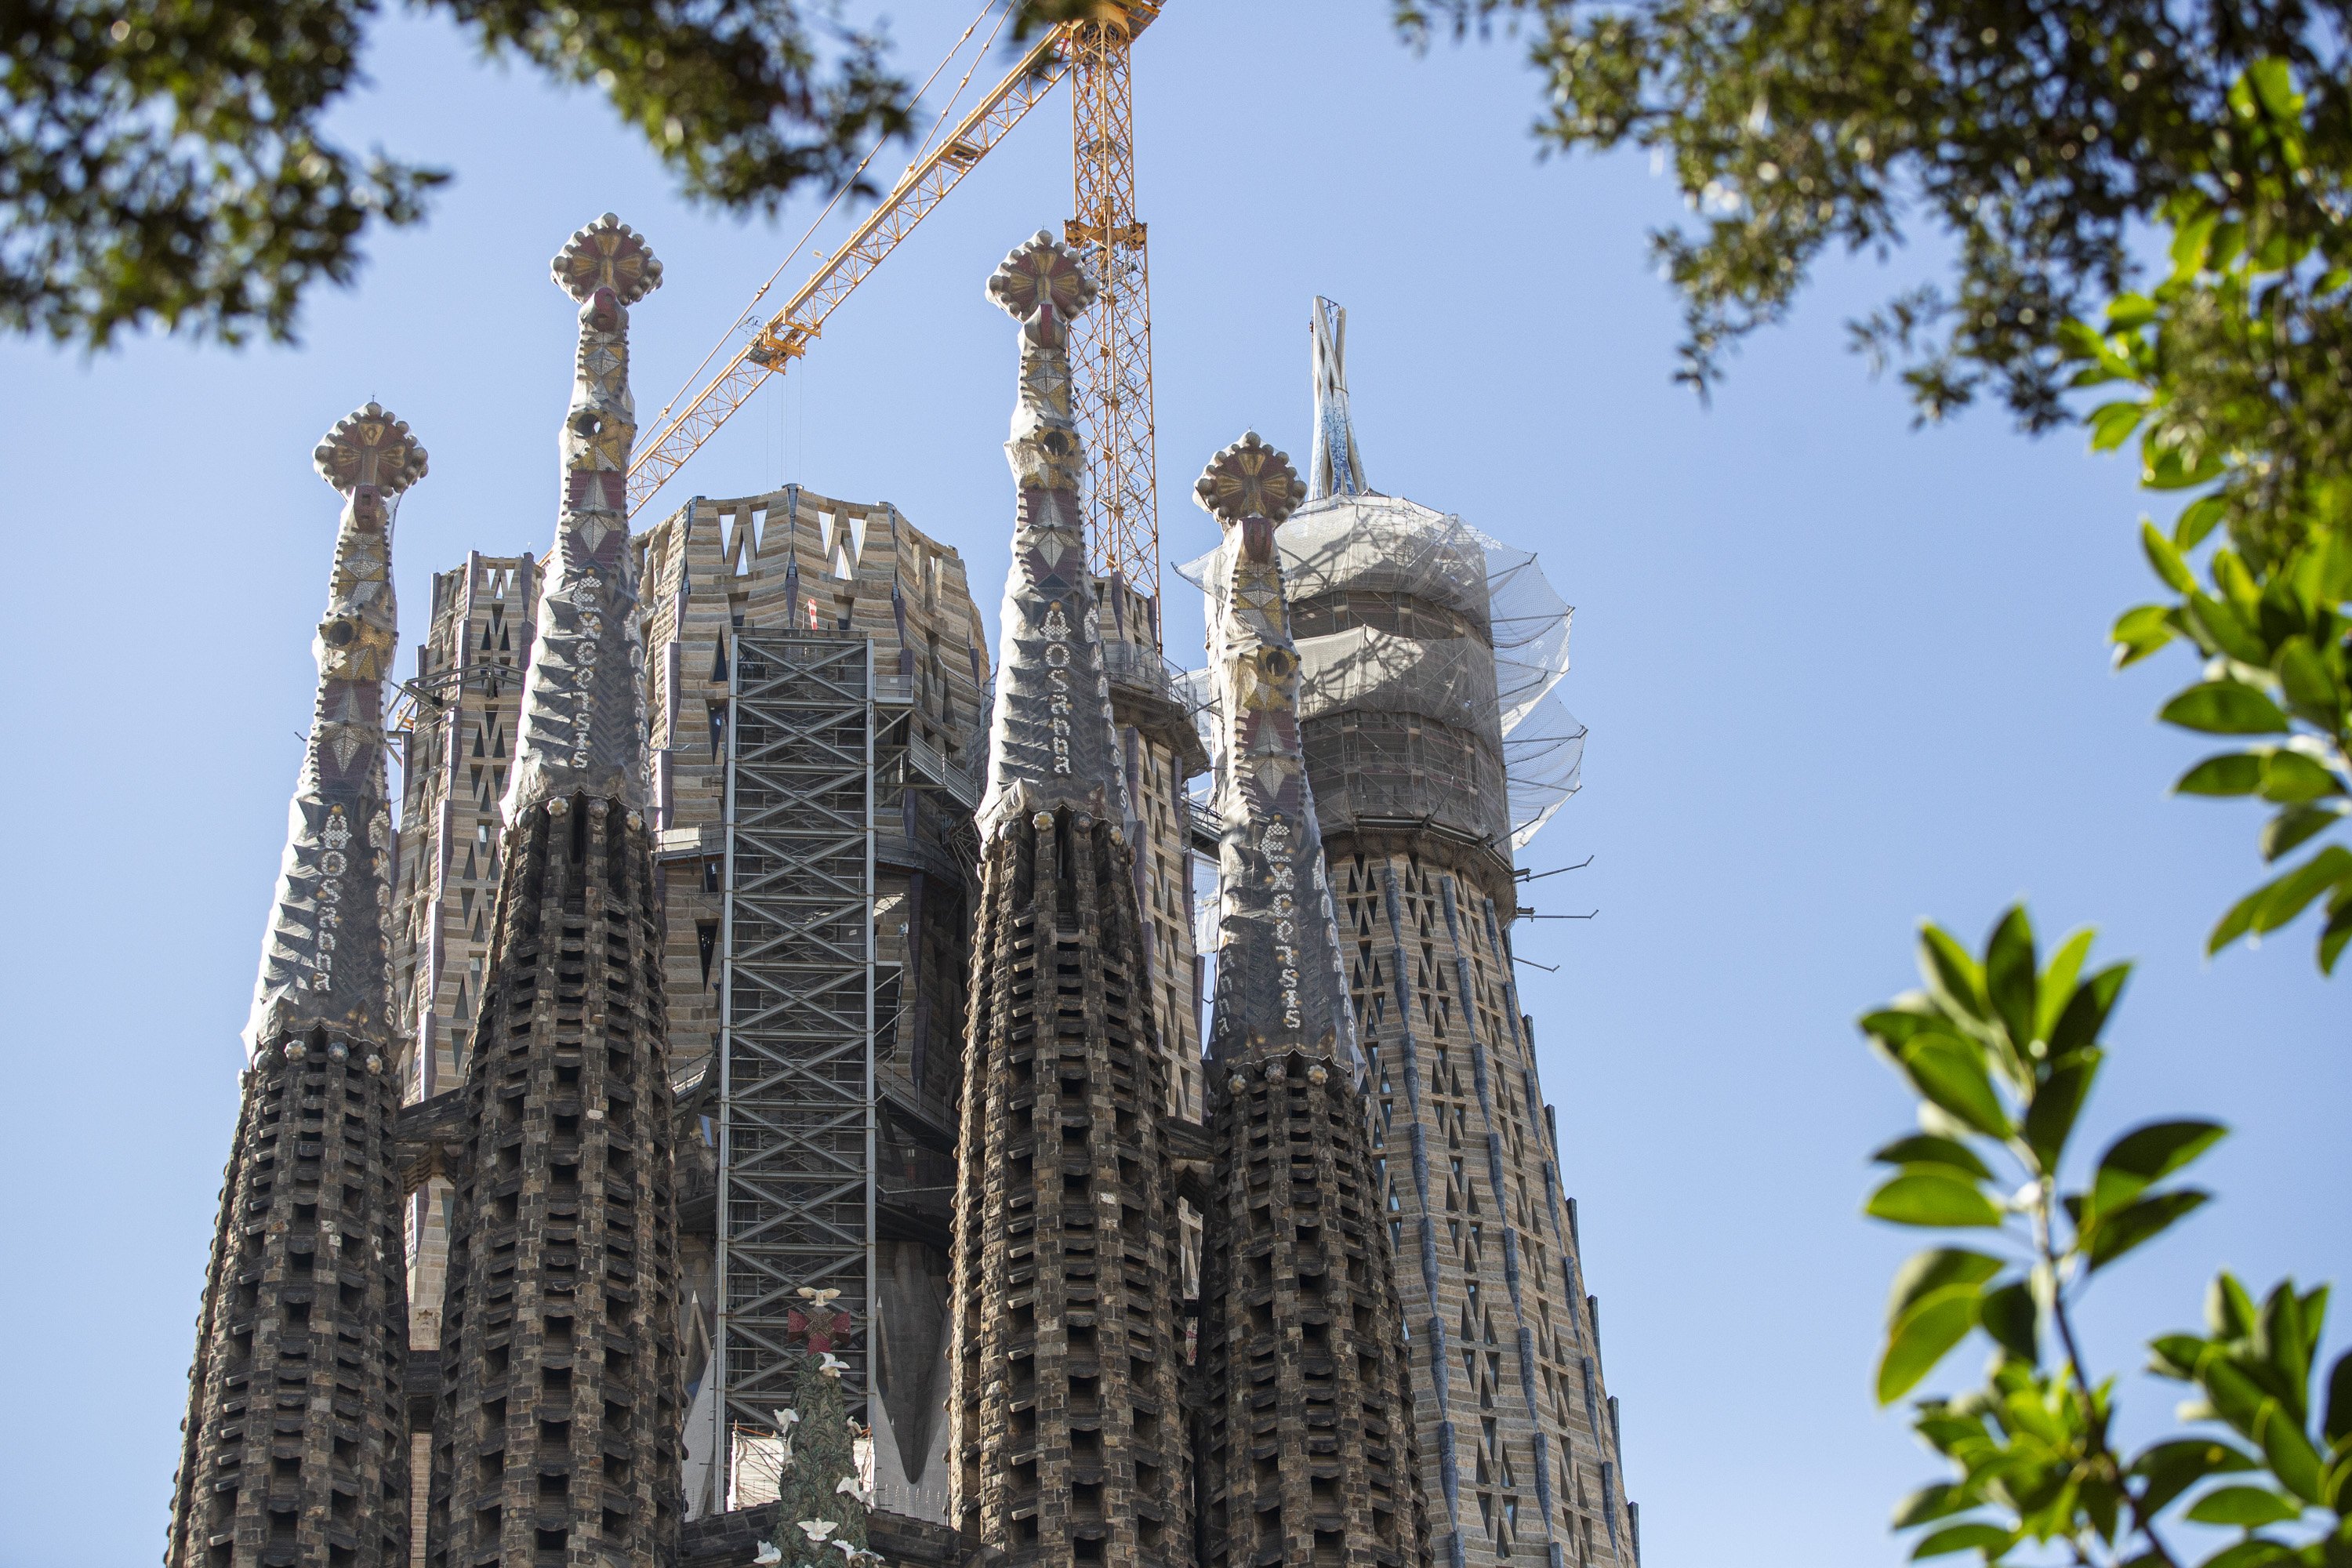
[715,637,875,1453]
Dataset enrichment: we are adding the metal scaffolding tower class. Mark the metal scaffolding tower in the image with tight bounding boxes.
[716,635,877,1450]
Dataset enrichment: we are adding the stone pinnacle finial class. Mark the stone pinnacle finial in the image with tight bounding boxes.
[1193,430,1305,526]
[314,402,428,495]
[551,212,663,305]
[986,230,1097,326]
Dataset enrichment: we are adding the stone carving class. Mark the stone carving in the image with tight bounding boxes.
[504,214,660,817]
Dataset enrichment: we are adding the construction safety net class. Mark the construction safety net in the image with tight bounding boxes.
[1177,492,1582,851]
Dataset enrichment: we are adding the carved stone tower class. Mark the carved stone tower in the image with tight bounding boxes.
[167,405,426,1568]
[1291,302,1635,1568]
[947,233,1192,1568]
[423,215,686,1568]
[1191,433,1428,1568]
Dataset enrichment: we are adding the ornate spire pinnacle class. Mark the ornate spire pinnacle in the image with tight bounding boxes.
[976,230,1129,837]
[1308,296,1369,500]
[505,214,661,817]
[1195,433,1355,1063]
[244,402,423,1054]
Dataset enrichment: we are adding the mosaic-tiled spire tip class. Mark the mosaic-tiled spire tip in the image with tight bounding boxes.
[1309,295,1369,500]
[977,230,1131,836]
[505,215,660,816]
[244,402,424,1054]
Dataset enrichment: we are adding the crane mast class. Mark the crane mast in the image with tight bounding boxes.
[1066,5,1163,612]
[624,4,1167,626]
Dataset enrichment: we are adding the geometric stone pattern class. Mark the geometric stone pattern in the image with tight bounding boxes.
[949,810,1192,1568]
[1297,310,1638,1568]
[948,232,1191,1568]
[422,214,686,1568]
[421,792,685,1568]
[1334,851,1633,1567]
[171,403,422,1568]
[1192,432,1428,1568]
[390,554,541,1363]
[166,1043,416,1568]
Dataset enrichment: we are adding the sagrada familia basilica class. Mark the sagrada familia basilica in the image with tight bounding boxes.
[164,216,1635,1568]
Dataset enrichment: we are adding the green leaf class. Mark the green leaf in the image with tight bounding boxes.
[2320,893,2352,975]
[1918,924,1989,1022]
[2187,593,2272,666]
[2111,603,2177,668]
[1911,1523,2013,1558]
[2172,209,2220,276]
[2105,292,2157,330]
[2084,1189,2211,1272]
[2032,930,2094,1045]
[2212,1272,2260,1339]
[2049,962,2131,1054]
[2247,57,2300,121]
[1983,905,2038,1058]
[2020,1051,2100,1174]
[1980,1279,2038,1361]
[1899,1034,2016,1138]
[2175,495,2228,550]
[2251,846,2352,935]
[1886,1248,2005,1327]
[1874,1135,1996,1183]
[2323,1349,2352,1446]
[1891,1483,1973,1528]
[2185,1485,2302,1526]
[2274,637,2345,724]
[2092,1121,2228,1216]
[2161,681,2293,735]
[1878,1282,1984,1403]
[2260,802,2345,862]
[1870,1173,2005,1230]
[2259,750,2346,805]
[2178,753,2266,796]
[2194,1541,2297,1568]
[2090,400,2147,452]
[2143,520,2199,593]
[2130,1437,2259,1515]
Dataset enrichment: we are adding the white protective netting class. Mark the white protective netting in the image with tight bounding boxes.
[1178,492,1582,851]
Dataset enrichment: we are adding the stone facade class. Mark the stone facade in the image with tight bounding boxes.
[422,216,688,1568]
[947,234,1192,1568]
[1192,433,1428,1568]
[167,404,425,1568]
[1293,306,1636,1568]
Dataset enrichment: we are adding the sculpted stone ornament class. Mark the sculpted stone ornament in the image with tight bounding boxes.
[170,409,419,1568]
[245,402,423,1051]
[974,230,1129,837]
[1193,428,1305,528]
[504,214,660,817]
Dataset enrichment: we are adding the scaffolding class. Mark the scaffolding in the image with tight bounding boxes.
[714,634,876,1466]
[1177,494,1584,852]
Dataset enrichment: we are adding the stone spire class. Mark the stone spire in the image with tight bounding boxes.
[1194,433,1431,1568]
[423,217,684,1568]
[1192,431,1349,1065]
[974,229,1128,837]
[1308,296,1369,501]
[949,231,1192,1568]
[503,212,662,819]
[245,404,424,1051]
[168,407,420,1568]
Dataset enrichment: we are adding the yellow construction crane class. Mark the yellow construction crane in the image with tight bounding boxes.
[626,3,1166,614]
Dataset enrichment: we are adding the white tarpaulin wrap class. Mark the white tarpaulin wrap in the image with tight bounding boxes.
[1178,497,1581,852]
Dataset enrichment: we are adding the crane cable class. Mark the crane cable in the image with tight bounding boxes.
[647,2,1007,436]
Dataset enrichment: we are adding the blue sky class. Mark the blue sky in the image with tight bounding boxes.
[0,4,2342,1564]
